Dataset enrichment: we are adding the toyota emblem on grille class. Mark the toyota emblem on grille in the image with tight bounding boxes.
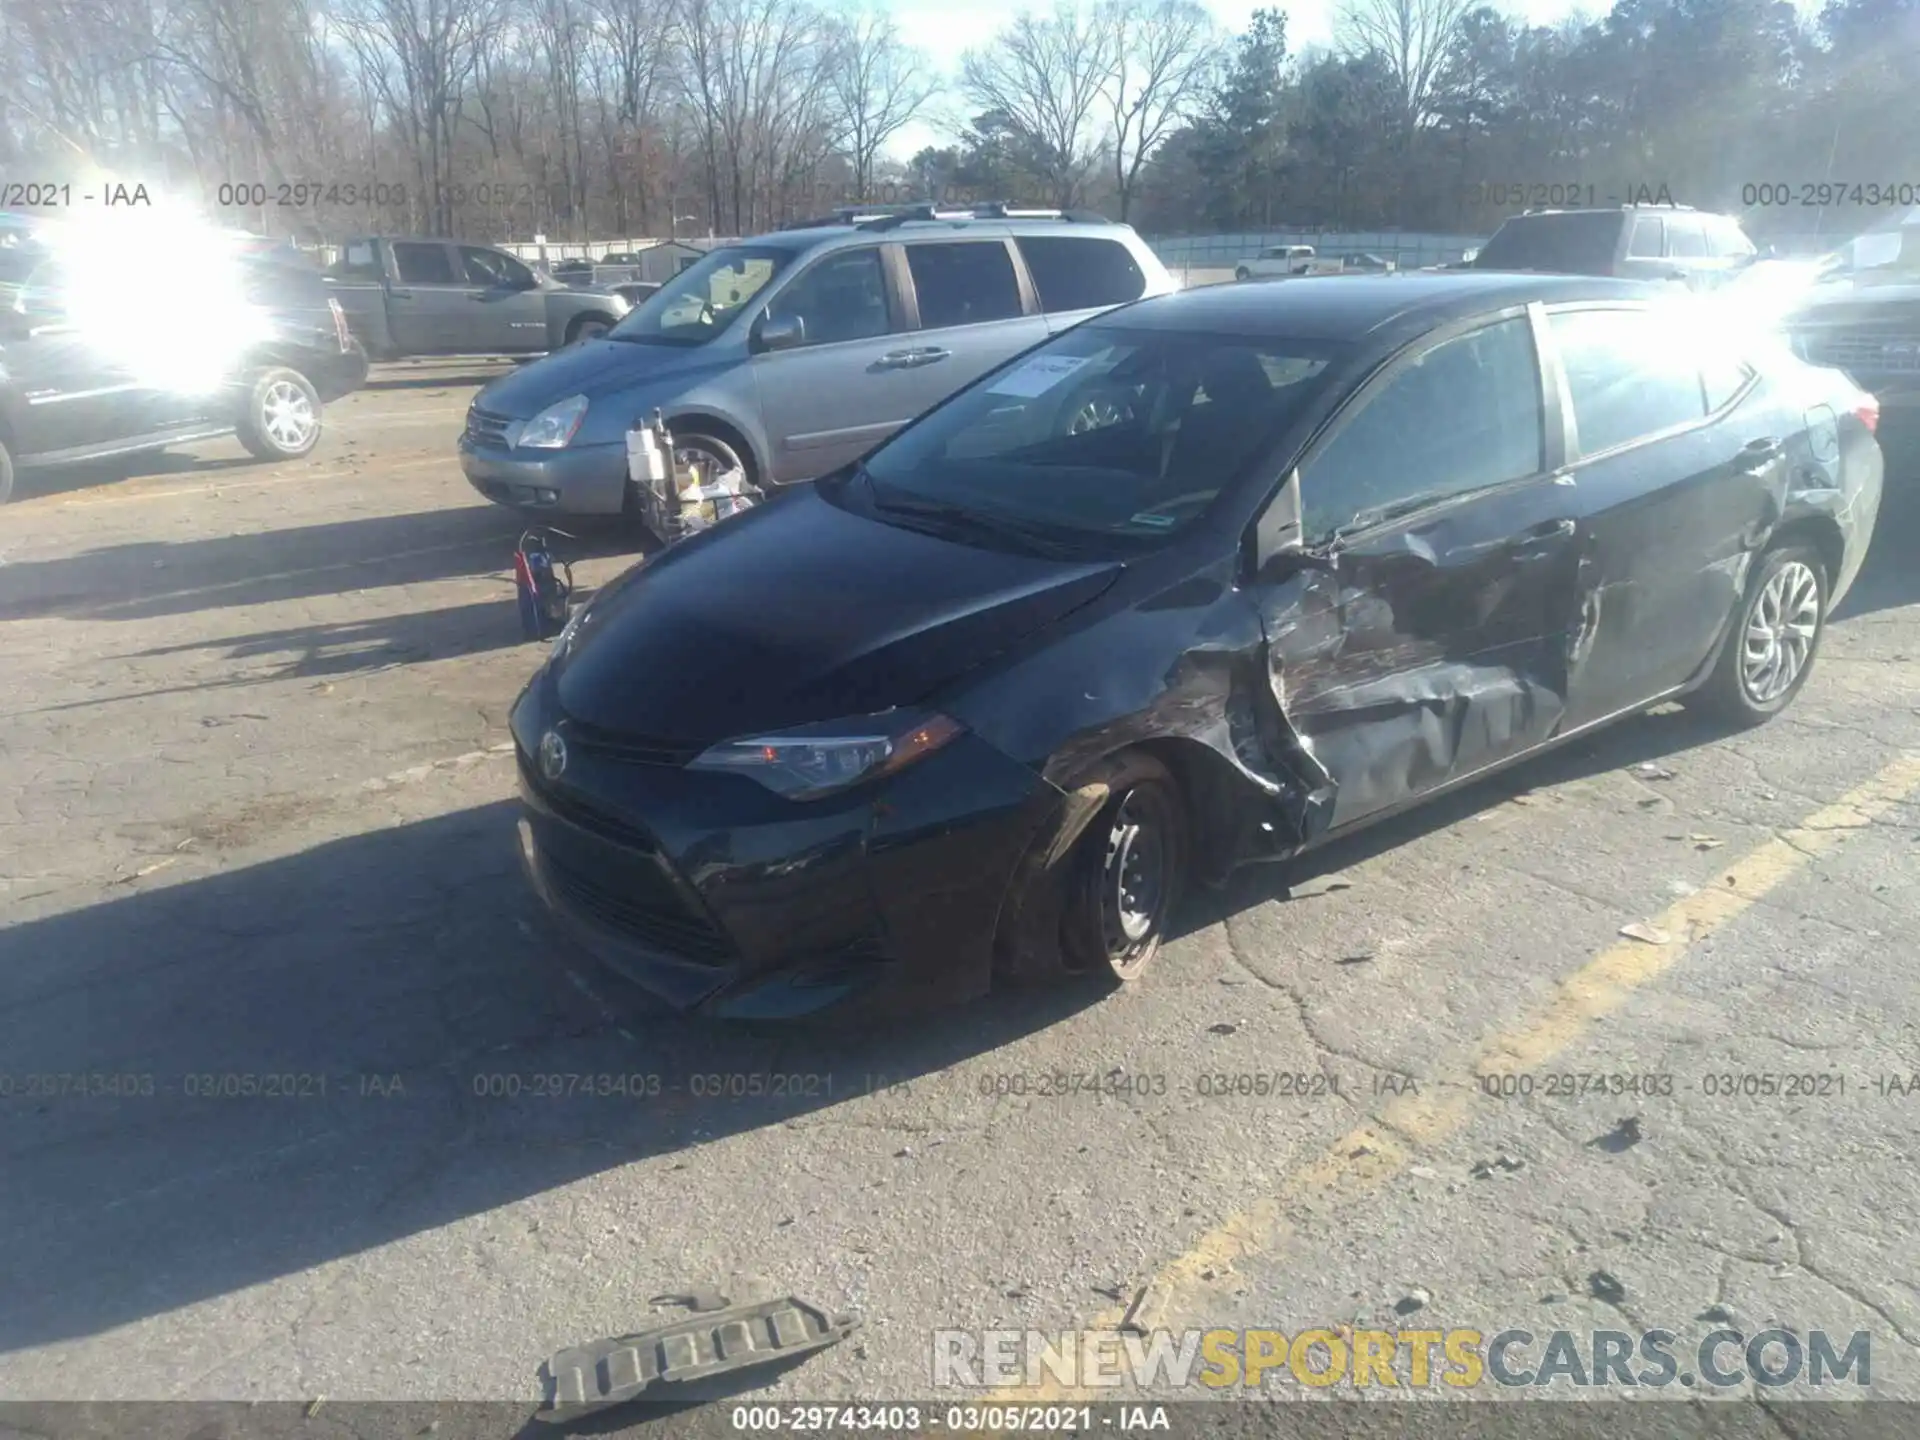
[538,730,568,781]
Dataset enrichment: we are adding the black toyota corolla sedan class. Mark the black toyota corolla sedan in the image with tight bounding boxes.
[510,273,1882,1023]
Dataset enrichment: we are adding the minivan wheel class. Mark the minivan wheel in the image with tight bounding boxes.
[1235,266,1251,281]
[1059,752,1189,984]
[236,367,322,460]
[0,438,14,505]
[674,431,765,506]
[1698,544,1828,727]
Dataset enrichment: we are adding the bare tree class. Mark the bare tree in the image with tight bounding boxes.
[589,0,677,230]
[1333,0,1479,140]
[1099,0,1218,219]
[822,4,937,200]
[962,3,1117,207]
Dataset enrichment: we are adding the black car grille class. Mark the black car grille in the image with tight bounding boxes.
[567,719,705,768]
[1801,332,1920,376]
[518,748,734,964]
[466,407,514,447]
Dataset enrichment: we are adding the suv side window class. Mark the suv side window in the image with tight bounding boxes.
[1301,316,1543,543]
[1016,236,1147,312]
[462,246,534,288]
[1627,215,1664,258]
[393,242,456,284]
[1704,216,1757,259]
[1665,216,1707,259]
[763,247,893,346]
[1550,307,1708,455]
[905,241,1024,329]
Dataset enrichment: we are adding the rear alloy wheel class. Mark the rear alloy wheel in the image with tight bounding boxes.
[236,367,322,460]
[1060,752,1189,983]
[1699,544,1828,726]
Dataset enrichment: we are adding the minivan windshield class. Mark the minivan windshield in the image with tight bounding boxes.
[608,244,792,345]
[857,323,1340,548]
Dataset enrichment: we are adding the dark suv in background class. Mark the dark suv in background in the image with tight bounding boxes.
[1471,205,1759,289]
[459,205,1177,518]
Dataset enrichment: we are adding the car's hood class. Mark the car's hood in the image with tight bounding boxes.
[552,488,1124,746]
[475,338,732,413]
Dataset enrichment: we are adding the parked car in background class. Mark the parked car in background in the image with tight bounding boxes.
[509,272,1880,1022]
[1469,205,1759,289]
[325,236,628,361]
[0,244,366,503]
[460,204,1177,519]
[1235,245,1322,280]
[1782,225,1920,414]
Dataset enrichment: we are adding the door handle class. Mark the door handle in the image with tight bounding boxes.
[1738,437,1785,471]
[389,288,414,298]
[1508,517,1576,558]
[876,347,951,370]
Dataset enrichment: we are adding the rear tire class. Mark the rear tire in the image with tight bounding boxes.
[1696,544,1828,727]
[0,439,14,505]
[236,367,322,460]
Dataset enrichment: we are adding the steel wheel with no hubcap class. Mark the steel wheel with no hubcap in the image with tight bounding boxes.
[1099,788,1172,976]
[1741,558,1820,705]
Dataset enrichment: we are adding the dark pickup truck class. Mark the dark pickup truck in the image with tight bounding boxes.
[325,237,629,361]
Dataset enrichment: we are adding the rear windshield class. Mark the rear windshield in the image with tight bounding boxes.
[1474,213,1622,274]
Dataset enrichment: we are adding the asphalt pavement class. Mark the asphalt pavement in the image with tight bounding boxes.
[1,363,1918,1422]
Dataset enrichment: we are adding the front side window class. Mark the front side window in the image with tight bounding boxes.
[608,244,791,345]
[1628,216,1664,258]
[1301,317,1544,543]
[1475,214,1621,273]
[1016,236,1147,313]
[762,248,892,346]
[1665,216,1708,258]
[462,246,534,288]
[331,241,382,281]
[1550,306,1709,456]
[905,241,1024,329]
[392,242,455,284]
[856,323,1337,549]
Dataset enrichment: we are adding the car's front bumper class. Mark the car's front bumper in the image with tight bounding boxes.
[460,435,629,515]
[509,673,1062,1023]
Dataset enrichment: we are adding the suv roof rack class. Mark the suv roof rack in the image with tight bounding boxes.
[778,202,1113,232]
[1519,202,1696,216]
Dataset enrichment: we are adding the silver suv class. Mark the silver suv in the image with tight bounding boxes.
[460,206,1177,517]
[1470,205,1760,290]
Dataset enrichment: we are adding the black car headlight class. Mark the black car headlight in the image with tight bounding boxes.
[687,710,965,801]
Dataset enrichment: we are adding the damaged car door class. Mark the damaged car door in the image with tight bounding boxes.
[1251,307,1582,833]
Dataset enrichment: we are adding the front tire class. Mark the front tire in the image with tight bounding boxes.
[565,315,614,345]
[1058,752,1189,984]
[1235,267,1251,281]
[236,367,322,460]
[1697,544,1828,726]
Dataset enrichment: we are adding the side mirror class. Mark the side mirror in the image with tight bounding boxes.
[1251,467,1338,581]
[757,314,805,353]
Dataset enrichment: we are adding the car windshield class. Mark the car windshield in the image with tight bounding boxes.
[607,244,791,345]
[1474,213,1620,273]
[856,324,1340,548]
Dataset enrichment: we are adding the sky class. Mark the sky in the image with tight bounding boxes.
[880,0,1597,161]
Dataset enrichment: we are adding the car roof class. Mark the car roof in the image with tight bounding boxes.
[1100,272,1662,342]
[745,217,1143,253]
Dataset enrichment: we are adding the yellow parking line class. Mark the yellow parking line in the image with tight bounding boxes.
[984,750,1920,1402]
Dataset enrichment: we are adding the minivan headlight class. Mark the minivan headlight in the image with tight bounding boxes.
[517,394,588,449]
[688,711,966,800]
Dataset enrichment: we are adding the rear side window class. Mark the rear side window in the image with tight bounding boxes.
[1550,307,1708,455]
[1627,216,1664,258]
[393,242,455,284]
[1016,236,1147,313]
[1665,216,1707,258]
[1474,213,1622,273]
[906,241,1024,328]
[1301,316,1543,541]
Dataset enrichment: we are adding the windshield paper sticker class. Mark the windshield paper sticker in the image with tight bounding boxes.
[1127,512,1178,529]
[988,353,1096,398]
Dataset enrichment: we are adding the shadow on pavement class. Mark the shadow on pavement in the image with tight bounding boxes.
[0,800,1100,1354]
[0,506,643,624]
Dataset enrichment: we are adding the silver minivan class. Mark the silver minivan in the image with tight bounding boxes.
[459,207,1177,517]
